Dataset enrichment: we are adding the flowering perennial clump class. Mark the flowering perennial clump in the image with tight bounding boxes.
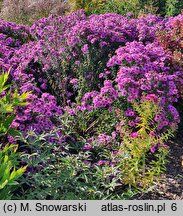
[0,10,182,139]
[0,10,182,199]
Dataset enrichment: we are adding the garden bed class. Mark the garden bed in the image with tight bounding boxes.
[0,1,182,200]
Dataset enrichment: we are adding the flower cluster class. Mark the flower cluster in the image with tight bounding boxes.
[157,12,183,98]
[0,21,62,134]
[0,11,182,138]
[81,23,182,130]
[1,11,182,198]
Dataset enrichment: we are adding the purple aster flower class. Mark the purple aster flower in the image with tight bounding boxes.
[82,143,92,151]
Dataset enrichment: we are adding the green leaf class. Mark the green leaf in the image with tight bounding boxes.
[0,163,7,179]
[12,166,27,180]
[8,128,22,137]
[7,181,19,186]
[9,168,16,181]
[0,179,8,190]
[1,115,16,133]
[0,70,9,90]
[3,155,9,163]
[0,85,11,94]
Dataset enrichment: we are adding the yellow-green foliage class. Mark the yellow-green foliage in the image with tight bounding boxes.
[68,0,141,15]
[0,70,29,199]
[0,70,29,137]
[117,98,175,189]
[69,0,107,13]
[68,0,159,17]
[0,144,27,199]
[114,0,140,11]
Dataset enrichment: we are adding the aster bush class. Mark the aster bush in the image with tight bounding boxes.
[104,41,180,130]
[0,11,181,145]
[157,12,183,96]
[0,18,63,134]
[8,11,172,135]
[0,10,182,199]
[157,12,183,128]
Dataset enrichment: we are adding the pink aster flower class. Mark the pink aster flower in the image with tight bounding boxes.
[144,94,158,103]
[130,132,139,138]
[70,78,79,85]
[81,44,89,54]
